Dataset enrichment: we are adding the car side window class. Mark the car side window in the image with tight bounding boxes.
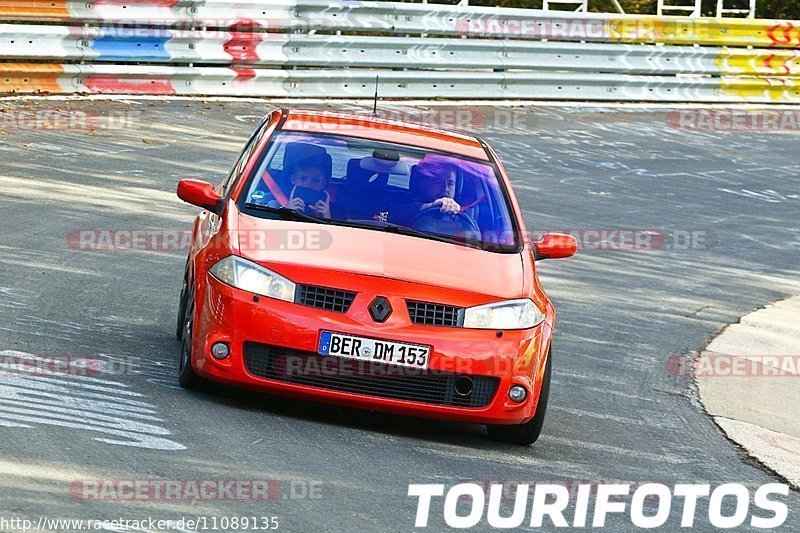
[220,116,269,197]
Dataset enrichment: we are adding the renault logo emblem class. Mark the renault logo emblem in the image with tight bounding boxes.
[369,296,392,323]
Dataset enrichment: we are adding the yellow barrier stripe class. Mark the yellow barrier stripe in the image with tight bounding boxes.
[716,48,800,76]
[604,17,800,48]
[719,76,800,102]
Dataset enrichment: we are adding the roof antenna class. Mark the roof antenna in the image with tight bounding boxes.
[371,75,380,118]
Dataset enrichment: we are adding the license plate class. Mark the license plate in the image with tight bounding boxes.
[318,331,430,370]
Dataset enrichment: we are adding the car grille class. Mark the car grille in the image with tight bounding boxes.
[296,284,356,313]
[407,300,463,327]
[243,342,499,408]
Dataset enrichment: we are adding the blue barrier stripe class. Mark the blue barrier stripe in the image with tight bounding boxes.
[93,36,172,61]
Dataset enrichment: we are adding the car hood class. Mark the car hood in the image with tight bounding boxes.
[234,214,524,300]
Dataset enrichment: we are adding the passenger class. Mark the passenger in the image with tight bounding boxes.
[285,155,332,218]
[249,153,333,218]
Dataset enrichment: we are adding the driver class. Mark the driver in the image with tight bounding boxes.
[406,162,461,218]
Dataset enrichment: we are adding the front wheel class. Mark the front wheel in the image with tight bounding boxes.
[178,289,211,391]
[487,349,552,445]
[175,270,189,340]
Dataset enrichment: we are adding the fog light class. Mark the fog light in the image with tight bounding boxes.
[211,342,230,360]
[508,385,527,403]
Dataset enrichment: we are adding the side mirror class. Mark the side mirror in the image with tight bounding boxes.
[177,179,224,216]
[533,233,577,260]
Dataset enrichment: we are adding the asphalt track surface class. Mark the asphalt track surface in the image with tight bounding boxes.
[1,99,799,532]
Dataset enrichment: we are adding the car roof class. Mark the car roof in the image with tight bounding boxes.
[280,109,490,162]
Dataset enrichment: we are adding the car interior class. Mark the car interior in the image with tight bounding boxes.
[246,137,518,246]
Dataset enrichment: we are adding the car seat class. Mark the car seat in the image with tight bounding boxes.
[340,157,392,220]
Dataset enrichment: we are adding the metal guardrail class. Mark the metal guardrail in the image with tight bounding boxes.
[1,1,799,102]
[1,1,799,47]
[3,64,798,102]
[3,25,799,77]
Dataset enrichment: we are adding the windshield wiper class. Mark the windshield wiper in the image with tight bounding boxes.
[244,203,333,225]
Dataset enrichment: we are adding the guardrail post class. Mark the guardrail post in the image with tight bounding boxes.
[657,0,702,17]
[543,0,588,12]
[717,0,757,18]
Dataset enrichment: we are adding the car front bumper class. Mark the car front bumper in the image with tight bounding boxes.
[191,274,553,425]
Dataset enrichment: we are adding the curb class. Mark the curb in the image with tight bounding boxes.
[696,295,800,490]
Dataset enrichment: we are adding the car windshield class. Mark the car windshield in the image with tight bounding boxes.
[238,131,519,252]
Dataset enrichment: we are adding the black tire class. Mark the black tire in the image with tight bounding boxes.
[178,289,211,391]
[175,265,190,340]
[487,349,552,445]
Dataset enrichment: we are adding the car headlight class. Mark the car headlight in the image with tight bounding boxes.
[462,299,545,330]
[209,256,296,302]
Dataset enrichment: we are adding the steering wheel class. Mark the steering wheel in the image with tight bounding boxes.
[408,205,481,238]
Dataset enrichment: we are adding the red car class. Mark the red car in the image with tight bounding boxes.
[175,108,576,445]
